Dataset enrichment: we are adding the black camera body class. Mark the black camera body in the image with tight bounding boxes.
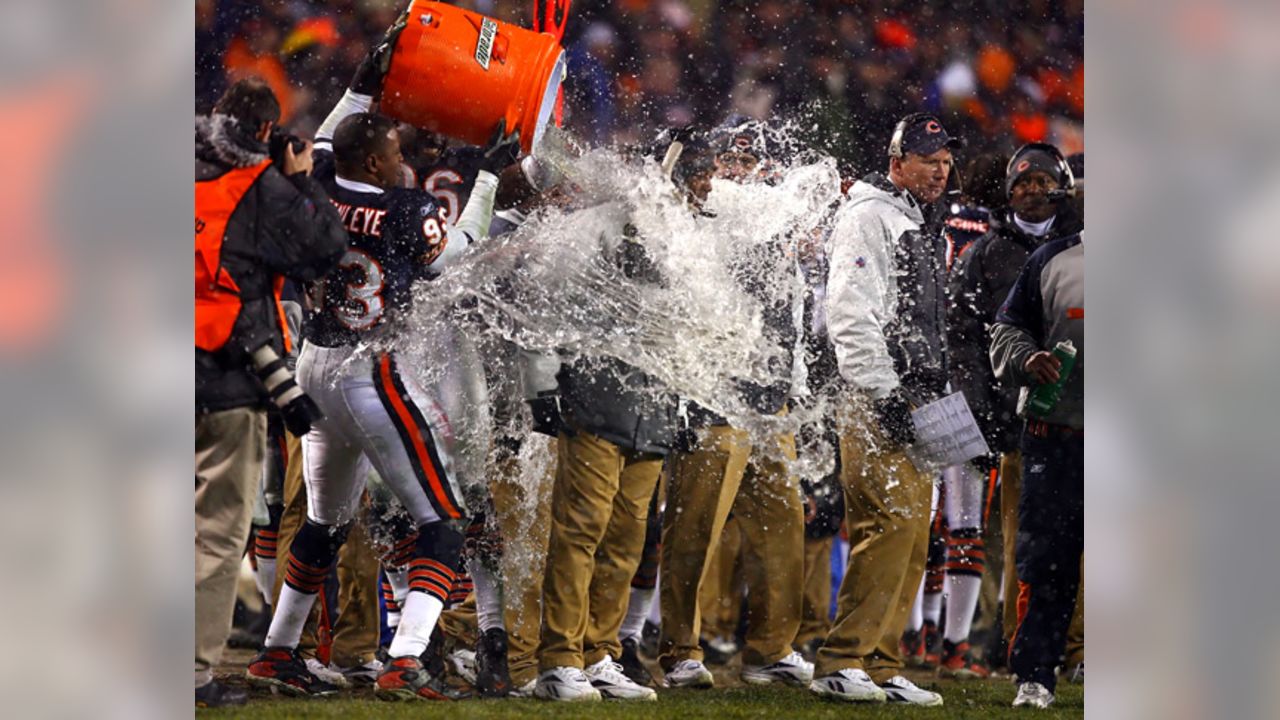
[269,128,307,170]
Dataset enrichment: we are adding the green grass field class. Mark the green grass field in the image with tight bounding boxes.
[198,674,1083,719]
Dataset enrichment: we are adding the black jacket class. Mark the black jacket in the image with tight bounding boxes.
[946,205,1083,451]
[195,115,346,413]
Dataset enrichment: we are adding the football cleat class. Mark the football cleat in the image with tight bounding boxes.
[585,656,658,701]
[619,637,657,687]
[809,668,887,703]
[475,628,513,697]
[245,647,340,697]
[880,675,944,706]
[374,655,456,701]
[1012,681,1056,709]
[534,666,602,702]
[741,650,814,687]
[663,659,714,688]
[921,620,942,668]
[938,640,991,679]
[901,627,926,667]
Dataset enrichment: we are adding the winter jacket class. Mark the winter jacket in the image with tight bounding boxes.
[990,234,1084,430]
[948,206,1082,451]
[195,114,346,413]
[825,172,949,405]
[520,209,679,455]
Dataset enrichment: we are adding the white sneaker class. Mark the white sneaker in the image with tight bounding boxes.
[534,666,602,702]
[1012,681,1055,709]
[304,657,350,688]
[664,659,714,688]
[880,675,943,706]
[809,668,887,703]
[585,655,658,701]
[448,648,477,685]
[741,650,814,687]
[335,658,383,686]
[510,677,537,698]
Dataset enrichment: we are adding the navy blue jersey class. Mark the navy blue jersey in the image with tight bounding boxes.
[411,147,486,225]
[307,148,451,347]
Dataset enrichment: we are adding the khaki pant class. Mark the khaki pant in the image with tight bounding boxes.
[816,406,933,683]
[699,516,744,641]
[1000,450,1084,666]
[795,535,835,648]
[435,438,556,686]
[659,426,805,668]
[272,432,378,668]
[195,407,266,687]
[539,430,663,670]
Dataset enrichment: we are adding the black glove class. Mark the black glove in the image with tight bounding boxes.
[528,394,565,437]
[479,118,522,175]
[350,8,409,96]
[873,390,917,447]
[280,393,324,437]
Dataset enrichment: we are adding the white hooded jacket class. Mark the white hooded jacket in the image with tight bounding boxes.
[826,173,946,402]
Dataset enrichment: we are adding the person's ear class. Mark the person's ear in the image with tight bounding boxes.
[257,121,273,142]
[365,154,380,176]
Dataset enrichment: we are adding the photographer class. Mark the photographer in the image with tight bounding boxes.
[194,78,345,707]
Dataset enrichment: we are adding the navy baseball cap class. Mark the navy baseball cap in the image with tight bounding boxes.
[888,113,964,158]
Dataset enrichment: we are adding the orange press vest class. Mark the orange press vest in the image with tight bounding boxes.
[195,160,292,353]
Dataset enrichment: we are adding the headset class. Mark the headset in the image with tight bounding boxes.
[1006,142,1076,199]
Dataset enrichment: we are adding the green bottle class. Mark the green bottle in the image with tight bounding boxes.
[1026,339,1078,417]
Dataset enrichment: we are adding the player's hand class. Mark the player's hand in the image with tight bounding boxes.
[1024,351,1061,385]
[350,7,409,95]
[480,118,522,174]
[873,390,917,447]
[283,139,314,176]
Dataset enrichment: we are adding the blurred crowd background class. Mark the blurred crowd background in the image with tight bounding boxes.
[196,0,1083,171]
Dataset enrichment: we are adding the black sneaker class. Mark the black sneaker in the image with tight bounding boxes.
[195,679,247,707]
[245,647,340,697]
[619,637,657,687]
[475,628,513,697]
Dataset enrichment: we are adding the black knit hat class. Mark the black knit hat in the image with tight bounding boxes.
[1005,143,1071,197]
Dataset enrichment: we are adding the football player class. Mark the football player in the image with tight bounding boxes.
[245,26,520,700]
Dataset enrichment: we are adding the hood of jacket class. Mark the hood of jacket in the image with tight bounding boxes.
[195,113,269,169]
[844,172,925,227]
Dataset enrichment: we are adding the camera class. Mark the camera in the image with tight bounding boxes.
[269,128,307,169]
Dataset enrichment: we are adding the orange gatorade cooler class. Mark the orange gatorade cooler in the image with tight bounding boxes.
[380,1,566,153]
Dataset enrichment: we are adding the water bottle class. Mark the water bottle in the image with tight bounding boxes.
[1025,339,1077,417]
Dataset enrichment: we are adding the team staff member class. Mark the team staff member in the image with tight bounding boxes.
[947,143,1083,670]
[814,113,960,707]
[657,127,811,691]
[195,78,346,707]
[522,203,678,703]
[990,230,1084,710]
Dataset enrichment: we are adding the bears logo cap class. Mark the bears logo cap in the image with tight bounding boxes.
[888,113,964,158]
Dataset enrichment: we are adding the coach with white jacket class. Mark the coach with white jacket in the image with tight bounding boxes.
[811,113,960,707]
